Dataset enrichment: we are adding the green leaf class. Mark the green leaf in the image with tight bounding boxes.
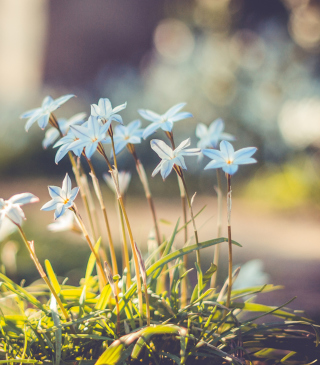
[162,219,180,258]
[45,259,61,295]
[85,237,102,284]
[95,284,112,311]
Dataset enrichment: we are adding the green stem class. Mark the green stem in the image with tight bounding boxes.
[99,144,144,327]
[226,174,232,309]
[211,168,223,288]
[17,226,70,322]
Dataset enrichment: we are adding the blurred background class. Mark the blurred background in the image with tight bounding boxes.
[1,0,320,319]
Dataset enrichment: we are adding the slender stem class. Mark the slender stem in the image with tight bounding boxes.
[226,174,232,309]
[71,206,107,286]
[17,226,70,322]
[175,167,201,271]
[85,157,118,276]
[130,147,161,246]
[99,145,144,326]
[144,280,150,326]
[211,168,223,288]
[117,197,131,288]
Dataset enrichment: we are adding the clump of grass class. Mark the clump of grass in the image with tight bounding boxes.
[0,96,319,364]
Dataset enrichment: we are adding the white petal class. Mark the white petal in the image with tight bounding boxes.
[91,104,100,116]
[161,120,173,132]
[219,140,235,161]
[142,122,160,139]
[160,160,174,180]
[127,119,141,134]
[175,138,191,154]
[174,155,187,170]
[41,199,58,211]
[204,160,227,170]
[235,157,257,165]
[54,204,66,220]
[85,141,99,159]
[196,123,207,138]
[69,187,79,201]
[150,139,173,160]
[9,193,39,205]
[164,103,186,118]
[151,161,163,177]
[37,114,50,129]
[138,109,161,122]
[48,186,63,200]
[6,205,24,226]
[169,111,193,122]
[202,149,226,162]
[233,147,257,163]
[112,102,127,114]
[98,98,112,116]
[62,174,71,197]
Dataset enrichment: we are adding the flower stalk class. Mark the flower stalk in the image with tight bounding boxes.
[226,173,232,309]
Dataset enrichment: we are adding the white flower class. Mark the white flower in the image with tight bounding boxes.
[103,171,131,195]
[41,174,79,219]
[150,138,200,180]
[91,98,127,125]
[196,118,235,149]
[0,193,39,227]
[203,140,257,175]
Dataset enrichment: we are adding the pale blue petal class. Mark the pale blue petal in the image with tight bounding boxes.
[98,98,112,116]
[195,123,207,139]
[110,114,123,125]
[220,132,235,141]
[220,140,235,161]
[88,116,100,137]
[85,141,98,159]
[114,125,126,137]
[179,148,201,156]
[55,145,69,164]
[42,96,54,108]
[67,112,87,125]
[151,161,162,177]
[234,147,257,163]
[202,149,226,162]
[222,164,238,175]
[70,125,91,141]
[6,206,24,226]
[37,114,50,129]
[48,186,63,200]
[20,107,41,119]
[160,160,174,180]
[204,160,227,170]
[169,111,193,122]
[54,204,66,220]
[51,94,75,110]
[175,138,191,154]
[128,136,141,144]
[138,109,161,122]
[43,129,60,148]
[24,110,42,131]
[209,118,224,135]
[161,120,173,132]
[174,155,187,170]
[41,199,58,211]
[69,187,79,201]
[9,193,39,205]
[150,139,173,159]
[235,157,257,165]
[164,103,186,118]
[112,102,127,114]
[102,136,112,145]
[143,122,161,139]
[91,104,100,116]
[68,139,86,154]
[62,174,71,198]
[114,140,128,154]
[127,120,141,134]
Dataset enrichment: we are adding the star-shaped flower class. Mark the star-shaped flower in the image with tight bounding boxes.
[42,112,86,149]
[151,138,200,180]
[105,120,143,155]
[21,94,75,132]
[0,193,39,228]
[68,115,110,159]
[139,103,193,139]
[202,140,257,175]
[41,174,79,219]
[53,127,85,164]
[91,98,127,125]
[196,118,235,149]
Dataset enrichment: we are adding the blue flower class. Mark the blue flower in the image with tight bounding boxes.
[196,118,235,149]
[138,103,193,139]
[105,119,144,155]
[68,115,110,159]
[0,193,39,227]
[21,94,75,132]
[53,128,84,164]
[42,112,86,149]
[91,98,127,125]
[202,140,257,175]
[151,138,200,180]
[41,174,79,219]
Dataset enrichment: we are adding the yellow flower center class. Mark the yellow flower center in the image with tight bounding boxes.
[64,198,69,204]
[227,160,232,164]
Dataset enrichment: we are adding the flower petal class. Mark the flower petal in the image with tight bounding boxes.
[151,161,163,177]
[202,149,226,162]
[91,104,100,116]
[195,123,207,138]
[98,98,112,116]
[6,205,24,226]
[54,204,66,220]
[138,109,161,122]
[20,107,40,119]
[51,94,75,110]
[233,147,257,164]
[48,186,63,200]
[164,103,186,118]
[160,120,173,132]
[41,199,58,211]
[150,139,173,160]
[24,110,42,131]
[142,122,161,139]
[127,119,141,134]
[43,128,60,149]
[85,141,98,159]
[175,138,191,153]
[169,111,193,122]
[235,157,257,165]
[222,164,238,175]
[204,160,228,170]
[62,174,71,198]
[37,114,50,129]
[174,155,187,170]
[160,160,174,180]
[9,193,39,205]
[110,114,123,125]
[69,187,79,201]
[220,140,235,161]
[114,140,128,155]
[112,102,127,114]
